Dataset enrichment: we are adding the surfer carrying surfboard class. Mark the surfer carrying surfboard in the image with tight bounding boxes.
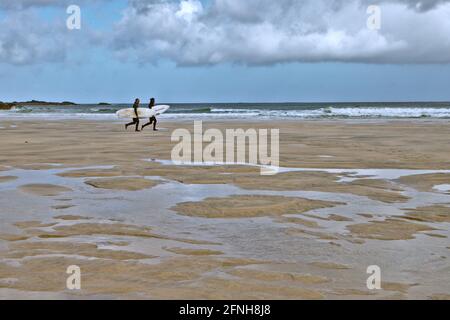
[116,102,169,127]
[141,98,158,131]
[125,98,141,132]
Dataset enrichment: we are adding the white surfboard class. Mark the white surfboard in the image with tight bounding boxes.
[116,105,170,119]
[153,105,170,115]
[116,108,155,119]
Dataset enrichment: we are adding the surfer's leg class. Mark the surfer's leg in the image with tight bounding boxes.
[135,119,140,132]
[153,117,158,131]
[141,117,154,130]
[141,122,149,130]
[125,119,137,130]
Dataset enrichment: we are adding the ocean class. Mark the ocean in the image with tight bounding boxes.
[1,102,450,120]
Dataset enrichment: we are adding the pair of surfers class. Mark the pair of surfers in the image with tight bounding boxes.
[125,98,158,132]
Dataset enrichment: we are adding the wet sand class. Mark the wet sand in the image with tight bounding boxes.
[0,119,449,299]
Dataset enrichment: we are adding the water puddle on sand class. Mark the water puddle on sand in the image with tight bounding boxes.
[2,163,449,233]
[0,165,114,191]
[433,184,450,192]
[2,163,450,223]
[145,158,450,182]
[1,164,449,299]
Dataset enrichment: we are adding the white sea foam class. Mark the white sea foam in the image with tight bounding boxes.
[2,105,450,120]
[167,107,450,119]
[323,107,450,118]
[0,112,118,121]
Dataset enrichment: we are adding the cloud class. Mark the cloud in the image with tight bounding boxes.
[390,0,450,11]
[0,0,104,10]
[0,11,69,65]
[111,0,450,65]
[0,1,103,65]
[1,0,449,66]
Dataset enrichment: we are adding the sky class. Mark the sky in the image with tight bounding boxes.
[0,0,450,103]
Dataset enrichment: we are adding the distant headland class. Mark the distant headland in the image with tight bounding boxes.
[0,100,77,110]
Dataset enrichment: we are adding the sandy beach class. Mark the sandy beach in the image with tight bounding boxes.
[0,119,449,299]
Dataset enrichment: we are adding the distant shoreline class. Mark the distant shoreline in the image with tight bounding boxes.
[0,101,118,110]
[0,100,77,110]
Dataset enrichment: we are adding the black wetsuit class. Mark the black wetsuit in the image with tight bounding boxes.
[125,101,140,131]
[141,103,157,131]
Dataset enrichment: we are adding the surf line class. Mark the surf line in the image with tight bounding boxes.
[170,121,280,175]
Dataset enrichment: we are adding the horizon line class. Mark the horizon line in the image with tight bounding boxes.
[5,100,450,105]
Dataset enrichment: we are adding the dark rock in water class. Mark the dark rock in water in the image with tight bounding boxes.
[0,102,16,110]
[23,100,76,105]
[98,102,111,106]
[0,100,77,108]
[22,100,52,104]
[0,99,81,111]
